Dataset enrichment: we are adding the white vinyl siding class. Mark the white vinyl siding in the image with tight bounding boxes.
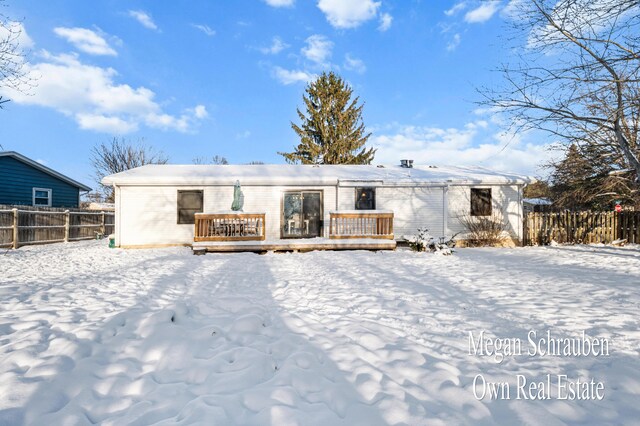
[376,186,445,239]
[116,185,337,246]
[447,185,522,240]
[113,182,523,247]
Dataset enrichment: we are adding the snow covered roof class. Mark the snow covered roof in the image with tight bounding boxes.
[102,164,534,186]
[523,198,553,206]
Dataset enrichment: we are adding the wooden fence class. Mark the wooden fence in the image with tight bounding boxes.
[0,209,115,249]
[524,211,640,246]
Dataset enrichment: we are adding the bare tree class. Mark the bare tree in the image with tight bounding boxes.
[92,138,168,202]
[481,0,640,183]
[1,1,34,107]
[192,155,229,165]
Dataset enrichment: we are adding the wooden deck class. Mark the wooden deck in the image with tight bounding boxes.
[192,211,396,253]
[192,237,396,253]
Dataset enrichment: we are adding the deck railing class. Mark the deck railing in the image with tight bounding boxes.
[194,213,266,242]
[329,211,394,240]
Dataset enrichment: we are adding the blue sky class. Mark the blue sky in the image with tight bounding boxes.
[1,0,552,190]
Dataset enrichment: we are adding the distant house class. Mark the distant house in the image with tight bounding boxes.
[0,151,91,208]
[523,198,553,214]
[103,161,533,250]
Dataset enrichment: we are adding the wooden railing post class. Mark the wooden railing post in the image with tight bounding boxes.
[12,208,18,249]
[64,210,70,243]
[328,211,394,240]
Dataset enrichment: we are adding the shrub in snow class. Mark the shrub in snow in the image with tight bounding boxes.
[404,227,456,255]
[457,211,507,247]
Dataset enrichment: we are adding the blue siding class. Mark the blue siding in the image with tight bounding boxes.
[0,157,81,207]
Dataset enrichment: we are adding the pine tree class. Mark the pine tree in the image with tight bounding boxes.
[549,144,639,210]
[549,145,597,210]
[279,72,375,165]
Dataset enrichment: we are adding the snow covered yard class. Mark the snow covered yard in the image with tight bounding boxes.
[0,242,639,425]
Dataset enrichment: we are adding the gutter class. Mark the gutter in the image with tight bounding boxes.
[104,177,532,187]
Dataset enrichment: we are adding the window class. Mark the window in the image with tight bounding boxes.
[355,187,376,210]
[33,188,52,206]
[177,190,203,224]
[470,188,492,216]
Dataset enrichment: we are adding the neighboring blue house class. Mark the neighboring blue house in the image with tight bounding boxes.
[0,151,91,208]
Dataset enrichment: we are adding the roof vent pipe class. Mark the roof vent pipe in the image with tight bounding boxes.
[400,159,413,168]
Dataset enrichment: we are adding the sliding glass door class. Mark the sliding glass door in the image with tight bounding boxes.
[282,191,323,238]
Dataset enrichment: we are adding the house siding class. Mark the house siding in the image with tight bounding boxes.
[0,156,81,207]
[114,182,524,247]
[447,184,522,241]
[337,185,445,238]
[376,186,445,238]
[116,184,339,246]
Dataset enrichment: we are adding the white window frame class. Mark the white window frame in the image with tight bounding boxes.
[33,188,52,207]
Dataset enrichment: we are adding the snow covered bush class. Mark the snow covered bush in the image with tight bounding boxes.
[404,227,456,255]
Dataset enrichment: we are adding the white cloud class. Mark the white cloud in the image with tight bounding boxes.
[447,33,461,51]
[128,10,158,30]
[500,0,524,19]
[0,21,34,50]
[370,121,552,176]
[344,54,366,74]
[5,51,205,134]
[191,24,215,36]
[301,34,333,65]
[192,105,208,119]
[445,2,467,16]
[464,1,501,23]
[317,0,381,29]
[260,36,289,54]
[76,113,138,133]
[378,13,393,31]
[263,0,295,7]
[145,112,190,132]
[272,66,314,85]
[235,130,251,139]
[53,27,117,56]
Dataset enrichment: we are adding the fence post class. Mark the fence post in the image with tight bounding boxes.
[12,208,18,249]
[100,211,106,236]
[64,210,70,243]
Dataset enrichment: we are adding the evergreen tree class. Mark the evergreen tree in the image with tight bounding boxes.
[549,144,639,210]
[279,72,375,164]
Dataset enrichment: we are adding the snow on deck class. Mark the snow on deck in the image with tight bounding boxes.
[1,241,639,424]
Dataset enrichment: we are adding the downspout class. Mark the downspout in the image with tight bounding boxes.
[114,184,121,246]
[334,179,340,238]
[518,184,523,246]
[443,184,449,237]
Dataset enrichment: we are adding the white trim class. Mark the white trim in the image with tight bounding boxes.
[32,187,52,207]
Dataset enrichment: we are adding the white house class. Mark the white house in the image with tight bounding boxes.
[102,162,532,250]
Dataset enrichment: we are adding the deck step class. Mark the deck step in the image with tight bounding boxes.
[191,238,396,253]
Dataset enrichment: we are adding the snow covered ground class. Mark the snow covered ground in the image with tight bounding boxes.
[0,241,639,425]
